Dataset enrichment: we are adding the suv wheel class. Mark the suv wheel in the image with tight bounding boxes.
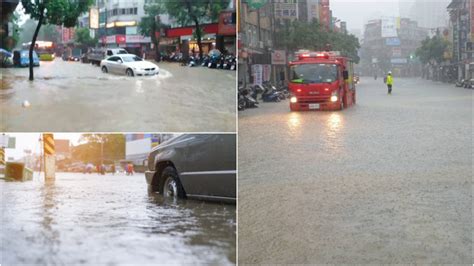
[161,167,185,199]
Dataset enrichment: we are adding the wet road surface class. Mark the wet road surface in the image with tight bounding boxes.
[238,78,472,264]
[1,59,236,132]
[1,172,236,265]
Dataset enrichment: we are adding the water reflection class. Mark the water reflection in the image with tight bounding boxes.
[146,189,236,264]
[1,173,236,265]
[323,112,345,152]
[41,179,60,264]
[287,112,302,136]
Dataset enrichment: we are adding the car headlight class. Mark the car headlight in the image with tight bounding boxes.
[331,91,338,102]
[290,96,297,103]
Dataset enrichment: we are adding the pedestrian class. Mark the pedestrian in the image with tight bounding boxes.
[101,164,106,175]
[385,71,393,94]
[111,164,115,175]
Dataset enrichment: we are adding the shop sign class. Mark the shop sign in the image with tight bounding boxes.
[386,37,400,46]
[252,64,263,85]
[381,17,397,38]
[89,8,99,29]
[218,11,236,35]
[274,0,298,19]
[390,58,407,64]
[392,47,401,57]
[125,35,151,43]
[271,50,286,65]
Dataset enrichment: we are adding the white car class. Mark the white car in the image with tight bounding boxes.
[100,54,159,77]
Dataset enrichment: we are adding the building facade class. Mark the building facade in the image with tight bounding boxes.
[360,17,428,77]
[448,0,473,80]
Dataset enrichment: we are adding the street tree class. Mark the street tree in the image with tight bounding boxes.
[275,19,360,63]
[73,134,125,165]
[74,27,97,47]
[163,0,230,59]
[20,0,93,81]
[139,1,166,62]
[416,36,448,65]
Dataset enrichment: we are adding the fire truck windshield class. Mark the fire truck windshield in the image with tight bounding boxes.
[291,64,338,84]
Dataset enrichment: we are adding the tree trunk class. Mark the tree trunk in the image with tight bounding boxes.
[184,0,203,59]
[193,18,203,59]
[151,23,160,62]
[29,7,45,81]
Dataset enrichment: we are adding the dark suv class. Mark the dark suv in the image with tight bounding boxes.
[145,134,236,203]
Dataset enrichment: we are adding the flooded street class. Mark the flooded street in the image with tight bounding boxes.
[1,172,236,265]
[238,78,472,264]
[0,59,236,132]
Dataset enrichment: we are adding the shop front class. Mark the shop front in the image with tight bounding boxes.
[101,34,151,56]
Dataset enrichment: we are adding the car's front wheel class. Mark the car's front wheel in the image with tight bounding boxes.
[126,68,134,77]
[101,66,108,73]
[161,167,185,199]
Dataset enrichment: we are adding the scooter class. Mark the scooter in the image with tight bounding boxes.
[260,84,281,102]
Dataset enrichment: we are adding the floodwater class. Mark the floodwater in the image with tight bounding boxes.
[1,172,236,265]
[238,78,473,264]
[0,59,236,132]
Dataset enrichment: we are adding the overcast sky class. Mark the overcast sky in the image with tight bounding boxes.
[331,0,402,31]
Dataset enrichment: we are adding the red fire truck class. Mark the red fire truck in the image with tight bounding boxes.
[288,51,356,111]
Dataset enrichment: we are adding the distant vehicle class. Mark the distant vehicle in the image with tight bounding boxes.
[145,134,236,203]
[13,50,40,67]
[87,48,129,66]
[22,41,55,61]
[100,54,159,77]
[105,48,129,56]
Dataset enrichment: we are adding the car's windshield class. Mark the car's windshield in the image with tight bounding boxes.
[291,64,338,84]
[117,50,128,54]
[121,56,143,62]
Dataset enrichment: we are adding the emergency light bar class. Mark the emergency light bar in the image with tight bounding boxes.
[296,51,341,60]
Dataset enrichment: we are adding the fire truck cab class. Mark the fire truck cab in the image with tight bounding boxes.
[288,51,356,111]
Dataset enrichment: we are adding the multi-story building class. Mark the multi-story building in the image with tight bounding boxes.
[238,1,275,85]
[448,0,473,80]
[360,17,428,77]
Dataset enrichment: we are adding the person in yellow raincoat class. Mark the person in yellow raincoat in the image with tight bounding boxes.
[385,71,393,94]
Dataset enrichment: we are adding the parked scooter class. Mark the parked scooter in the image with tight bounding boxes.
[260,83,281,102]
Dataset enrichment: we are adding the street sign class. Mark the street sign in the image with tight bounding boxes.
[392,47,401,57]
[271,50,286,65]
[391,58,407,64]
[247,0,267,9]
[386,37,400,46]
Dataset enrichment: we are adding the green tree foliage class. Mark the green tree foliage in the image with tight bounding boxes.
[38,24,60,42]
[415,36,448,65]
[72,134,125,165]
[18,20,60,46]
[139,1,166,61]
[163,0,230,59]
[74,27,97,47]
[20,0,93,80]
[275,19,360,63]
